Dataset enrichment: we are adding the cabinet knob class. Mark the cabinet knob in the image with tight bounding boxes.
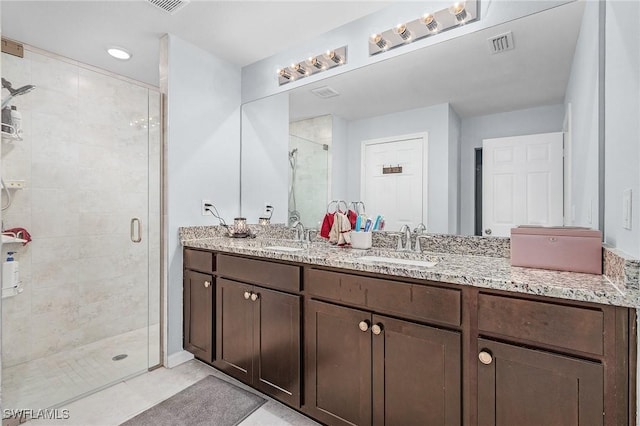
[204,281,211,288]
[250,292,259,302]
[484,228,492,235]
[244,291,251,300]
[371,323,383,335]
[358,320,370,332]
[478,350,493,365]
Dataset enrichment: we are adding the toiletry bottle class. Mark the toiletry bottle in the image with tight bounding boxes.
[1,107,13,134]
[2,251,19,289]
[10,106,21,138]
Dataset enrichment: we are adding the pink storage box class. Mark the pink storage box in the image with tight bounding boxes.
[510,227,603,274]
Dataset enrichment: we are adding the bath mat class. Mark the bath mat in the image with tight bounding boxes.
[121,375,266,426]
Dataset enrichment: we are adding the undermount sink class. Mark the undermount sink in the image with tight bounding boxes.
[357,255,438,268]
[263,245,304,252]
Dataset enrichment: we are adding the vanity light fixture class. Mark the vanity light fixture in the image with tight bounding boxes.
[107,47,132,61]
[277,46,347,86]
[369,0,478,56]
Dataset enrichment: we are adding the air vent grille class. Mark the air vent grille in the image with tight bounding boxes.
[311,86,340,99]
[488,31,515,54]
[147,0,189,14]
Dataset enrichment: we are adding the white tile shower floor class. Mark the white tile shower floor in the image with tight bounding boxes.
[24,359,319,426]
[2,326,157,412]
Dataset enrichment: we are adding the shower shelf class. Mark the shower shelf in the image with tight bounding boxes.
[1,129,22,141]
[1,234,27,244]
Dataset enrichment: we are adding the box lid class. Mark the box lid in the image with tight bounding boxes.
[510,226,602,238]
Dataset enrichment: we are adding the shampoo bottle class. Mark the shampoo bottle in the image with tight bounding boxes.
[2,251,19,289]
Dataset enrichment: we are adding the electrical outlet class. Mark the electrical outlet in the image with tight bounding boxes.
[201,199,211,216]
[5,180,25,189]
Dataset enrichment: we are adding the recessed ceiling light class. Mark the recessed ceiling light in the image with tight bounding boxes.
[107,47,132,61]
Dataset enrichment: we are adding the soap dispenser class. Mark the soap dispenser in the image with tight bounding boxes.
[2,251,19,289]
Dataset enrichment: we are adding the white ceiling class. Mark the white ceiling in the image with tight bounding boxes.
[0,1,391,86]
[289,1,585,120]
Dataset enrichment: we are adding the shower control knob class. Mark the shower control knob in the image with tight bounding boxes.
[203,281,211,288]
[244,291,251,300]
[250,292,259,302]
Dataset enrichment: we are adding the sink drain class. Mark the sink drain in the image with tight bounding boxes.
[112,354,128,361]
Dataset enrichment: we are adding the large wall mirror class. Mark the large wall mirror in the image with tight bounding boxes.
[241,0,600,238]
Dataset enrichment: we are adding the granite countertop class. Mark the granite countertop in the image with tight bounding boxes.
[182,236,640,308]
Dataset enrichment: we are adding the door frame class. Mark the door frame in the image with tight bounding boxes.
[360,132,429,230]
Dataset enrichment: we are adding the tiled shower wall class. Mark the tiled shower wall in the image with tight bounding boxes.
[1,48,160,367]
[289,115,331,229]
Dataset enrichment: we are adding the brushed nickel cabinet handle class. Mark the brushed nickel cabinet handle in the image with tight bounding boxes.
[479,350,493,365]
[250,292,259,302]
[243,291,251,300]
[371,324,383,335]
[204,281,211,288]
[484,228,492,235]
[358,320,370,332]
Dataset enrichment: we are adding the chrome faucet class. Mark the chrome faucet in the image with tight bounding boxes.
[291,221,305,241]
[397,224,412,251]
[413,223,426,252]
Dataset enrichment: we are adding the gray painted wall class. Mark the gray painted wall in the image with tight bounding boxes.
[459,104,565,236]
[164,35,241,357]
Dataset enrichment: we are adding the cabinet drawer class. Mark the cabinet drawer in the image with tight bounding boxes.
[184,249,214,272]
[478,293,604,355]
[217,254,300,292]
[306,268,461,327]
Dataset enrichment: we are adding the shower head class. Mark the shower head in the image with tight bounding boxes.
[1,78,36,108]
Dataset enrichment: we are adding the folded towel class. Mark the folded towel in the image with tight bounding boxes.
[329,212,351,246]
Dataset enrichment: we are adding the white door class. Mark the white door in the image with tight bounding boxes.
[483,132,564,237]
[361,135,426,231]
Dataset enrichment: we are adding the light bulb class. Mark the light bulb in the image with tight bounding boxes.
[369,34,389,50]
[393,24,412,42]
[292,63,308,75]
[278,68,292,80]
[421,14,439,32]
[323,50,343,64]
[308,57,325,70]
[449,2,468,22]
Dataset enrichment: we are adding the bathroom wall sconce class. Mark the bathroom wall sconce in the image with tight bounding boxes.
[369,0,479,56]
[277,46,347,86]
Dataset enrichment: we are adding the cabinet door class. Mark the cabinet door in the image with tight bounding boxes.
[214,278,253,383]
[372,315,461,426]
[305,300,372,426]
[183,270,213,362]
[477,338,603,426]
[252,286,301,407]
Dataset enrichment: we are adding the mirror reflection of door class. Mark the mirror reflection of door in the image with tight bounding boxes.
[361,134,427,231]
[482,132,564,237]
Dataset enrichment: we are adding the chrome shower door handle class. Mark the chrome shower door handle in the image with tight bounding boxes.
[130,218,142,243]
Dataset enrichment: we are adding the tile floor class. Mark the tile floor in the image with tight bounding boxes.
[3,327,157,412]
[25,359,319,426]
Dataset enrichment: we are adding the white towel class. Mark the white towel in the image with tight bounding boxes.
[329,212,351,246]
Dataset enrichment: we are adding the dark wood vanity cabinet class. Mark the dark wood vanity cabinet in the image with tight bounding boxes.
[214,255,302,408]
[304,270,462,426]
[183,249,215,363]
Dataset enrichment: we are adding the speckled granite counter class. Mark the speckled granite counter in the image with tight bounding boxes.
[181,236,640,308]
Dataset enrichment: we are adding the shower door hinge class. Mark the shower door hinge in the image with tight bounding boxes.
[1,39,24,58]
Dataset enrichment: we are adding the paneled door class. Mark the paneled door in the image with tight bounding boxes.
[361,134,427,231]
[482,132,564,237]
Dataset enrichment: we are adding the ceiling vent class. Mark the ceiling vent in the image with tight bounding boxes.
[488,31,515,54]
[311,86,340,99]
[147,0,190,15]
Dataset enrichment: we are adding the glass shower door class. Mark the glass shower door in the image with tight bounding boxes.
[1,47,160,414]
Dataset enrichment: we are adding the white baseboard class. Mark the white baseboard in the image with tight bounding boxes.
[166,350,194,368]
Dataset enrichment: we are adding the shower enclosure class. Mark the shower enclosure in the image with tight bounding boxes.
[1,44,161,413]
[289,115,331,228]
